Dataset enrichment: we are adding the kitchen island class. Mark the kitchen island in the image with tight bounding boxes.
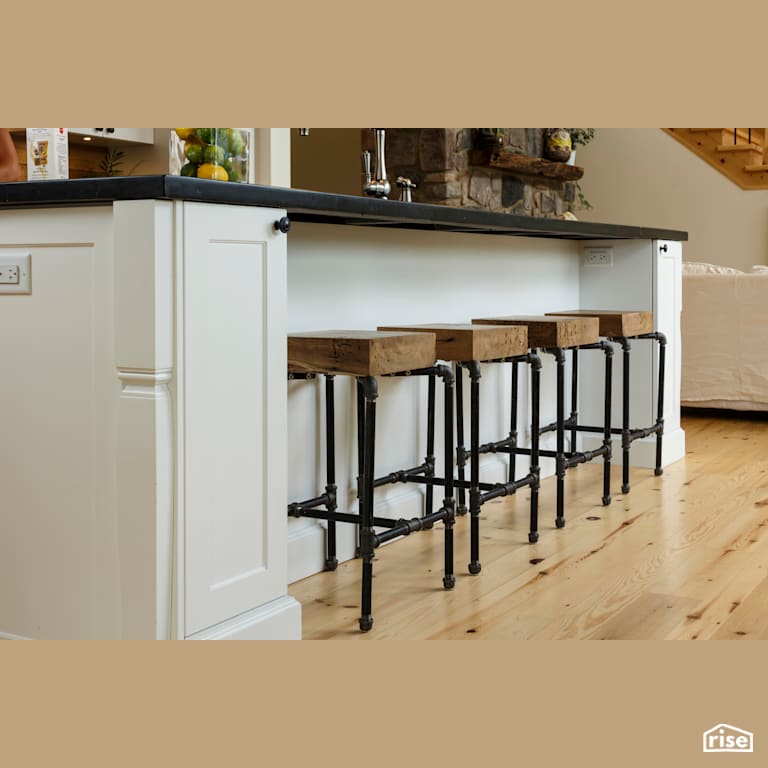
[0,176,686,639]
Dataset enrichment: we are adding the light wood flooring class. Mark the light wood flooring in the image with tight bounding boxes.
[289,410,768,639]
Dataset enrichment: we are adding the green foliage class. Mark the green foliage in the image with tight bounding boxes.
[568,128,595,148]
[95,147,142,177]
[98,148,127,177]
[572,182,592,211]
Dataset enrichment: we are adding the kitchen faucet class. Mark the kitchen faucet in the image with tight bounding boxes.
[361,128,391,199]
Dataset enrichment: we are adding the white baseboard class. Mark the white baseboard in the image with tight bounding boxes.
[287,519,328,584]
[186,595,302,640]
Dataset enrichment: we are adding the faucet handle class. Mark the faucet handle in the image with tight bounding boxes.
[361,150,372,184]
[396,176,416,202]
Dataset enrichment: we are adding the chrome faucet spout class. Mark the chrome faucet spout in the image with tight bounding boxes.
[362,128,391,199]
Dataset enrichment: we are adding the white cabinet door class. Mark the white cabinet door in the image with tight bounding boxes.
[180,201,288,636]
[653,240,683,439]
[69,128,154,144]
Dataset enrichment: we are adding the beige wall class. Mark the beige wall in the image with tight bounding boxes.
[121,129,173,174]
[290,128,361,195]
[575,128,768,271]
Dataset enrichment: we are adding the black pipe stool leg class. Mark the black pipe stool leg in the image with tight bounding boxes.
[324,375,338,570]
[358,376,378,633]
[554,348,566,529]
[467,361,482,574]
[602,342,613,506]
[618,338,631,495]
[455,362,468,516]
[655,333,666,476]
[570,347,579,454]
[509,360,519,485]
[439,365,456,589]
[354,380,365,558]
[529,354,542,543]
[425,373,436,519]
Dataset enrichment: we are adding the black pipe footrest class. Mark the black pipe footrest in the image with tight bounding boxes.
[287,492,333,516]
[539,415,577,435]
[292,508,399,528]
[563,445,610,468]
[372,462,430,488]
[536,443,609,463]
[374,508,451,546]
[628,423,663,441]
[570,422,663,441]
[480,473,537,504]
[476,437,516,455]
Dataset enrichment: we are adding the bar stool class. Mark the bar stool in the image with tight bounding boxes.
[473,315,613,529]
[286,330,455,632]
[380,323,541,569]
[545,310,665,494]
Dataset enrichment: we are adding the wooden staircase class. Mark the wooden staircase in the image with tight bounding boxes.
[663,128,768,189]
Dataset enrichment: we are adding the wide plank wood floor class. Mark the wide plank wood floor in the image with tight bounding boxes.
[289,409,768,640]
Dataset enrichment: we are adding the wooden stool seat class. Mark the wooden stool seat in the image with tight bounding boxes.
[545,309,653,338]
[378,323,528,362]
[473,315,599,349]
[288,330,436,376]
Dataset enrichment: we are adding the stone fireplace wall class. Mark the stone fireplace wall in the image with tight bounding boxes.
[364,128,577,217]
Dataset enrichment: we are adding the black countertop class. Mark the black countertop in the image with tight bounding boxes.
[0,175,688,242]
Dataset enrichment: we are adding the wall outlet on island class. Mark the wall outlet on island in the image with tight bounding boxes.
[0,253,31,294]
[583,247,613,267]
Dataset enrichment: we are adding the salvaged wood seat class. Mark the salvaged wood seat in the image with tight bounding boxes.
[288,329,436,376]
[545,309,653,339]
[472,314,599,349]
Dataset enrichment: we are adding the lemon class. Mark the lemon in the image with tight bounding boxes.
[203,144,227,165]
[175,128,196,140]
[197,163,229,181]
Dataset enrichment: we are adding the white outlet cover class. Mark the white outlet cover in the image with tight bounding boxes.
[0,252,31,294]
[583,247,613,267]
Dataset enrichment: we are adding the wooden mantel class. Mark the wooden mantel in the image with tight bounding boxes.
[469,149,584,181]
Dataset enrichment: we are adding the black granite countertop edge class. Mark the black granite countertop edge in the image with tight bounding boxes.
[0,175,688,242]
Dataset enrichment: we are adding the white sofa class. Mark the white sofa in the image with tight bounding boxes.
[682,262,768,411]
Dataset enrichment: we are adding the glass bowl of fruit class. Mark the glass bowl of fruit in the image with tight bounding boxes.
[169,128,250,183]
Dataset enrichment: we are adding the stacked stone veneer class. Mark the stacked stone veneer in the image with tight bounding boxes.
[365,128,576,217]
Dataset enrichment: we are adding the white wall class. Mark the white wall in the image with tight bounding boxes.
[575,128,768,272]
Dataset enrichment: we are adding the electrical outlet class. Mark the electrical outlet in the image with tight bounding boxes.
[0,253,31,294]
[583,246,613,267]
[0,264,19,284]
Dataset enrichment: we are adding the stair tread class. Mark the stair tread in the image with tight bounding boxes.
[744,164,768,172]
[717,143,762,152]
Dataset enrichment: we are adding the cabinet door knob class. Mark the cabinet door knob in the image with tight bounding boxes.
[274,216,291,234]
[659,243,668,252]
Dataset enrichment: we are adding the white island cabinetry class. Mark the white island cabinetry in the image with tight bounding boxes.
[0,193,300,640]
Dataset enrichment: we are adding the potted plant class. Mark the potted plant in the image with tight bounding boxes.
[567,128,595,165]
